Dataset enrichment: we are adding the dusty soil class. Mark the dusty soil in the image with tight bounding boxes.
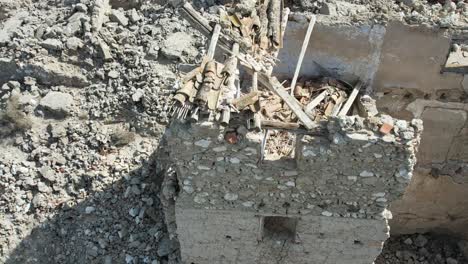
[0,0,467,264]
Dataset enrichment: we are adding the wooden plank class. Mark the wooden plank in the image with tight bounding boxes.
[261,120,300,130]
[254,71,316,129]
[252,71,258,91]
[338,81,363,116]
[290,15,317,95]
[182,3,212,33]
[181,3,232,55]
[304,90,329,117]
[232,91,260,110]
[267,7,290,75]
[207,24,221,60]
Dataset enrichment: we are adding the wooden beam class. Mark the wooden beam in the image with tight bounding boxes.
[181,3,234,55]
[338,81,363,116]
[290,15,317,95]
[304,90,329,117]
[182,3,213,33]
[207,24,221,60]
[267,7,290,75]
[261,120,300,129]
[252,71,258,91]
[253,71,316,129]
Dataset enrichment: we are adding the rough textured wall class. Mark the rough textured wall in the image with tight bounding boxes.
[275,16,385,84]
[274,17,468,238]
[160,115,421,263]
[373,22,468,238]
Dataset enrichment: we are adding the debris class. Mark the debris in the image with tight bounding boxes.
[110,9,129,26]
[161,32,198,61]
[0,11,29,46]
[0,58,17,84]
[39,91,74,117]
[66,37,84,50]
[22,57,89,87]
[40,39,63,50]
[91,0,110,32]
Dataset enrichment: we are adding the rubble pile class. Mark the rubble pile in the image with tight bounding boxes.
[376,233,468,264]
[0,1,200,263]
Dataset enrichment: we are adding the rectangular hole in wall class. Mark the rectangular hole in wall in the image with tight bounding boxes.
[262,216,298,242]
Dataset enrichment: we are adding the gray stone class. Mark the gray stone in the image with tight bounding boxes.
[0,58,17,84]
[40,39,63,50]
[0,11,29,46]
[91,0,110,32]
[414,234,428,247]
[85,206,95,214]
[110,9,129,26]
[66,37,84,50]
[75,3,88,12]
[161,32,197,61]
[194,139,211,148]
[320,2,338,15]
[22,57,89,87]
[447,258,458,264]
[108,70,119,79]
[403,238,413,245]
[64,12,86,36]
[128,9,141,23]
[39,91,74,117]
[98,39,113,61]
[360,170,374,177]
[39,166,56,182]
[132,89,144,102]
[223,193,238,201]
[157,236,174,257]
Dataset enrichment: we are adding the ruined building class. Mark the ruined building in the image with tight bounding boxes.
[158,3,426,263]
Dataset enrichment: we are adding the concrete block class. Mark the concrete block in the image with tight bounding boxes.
[373,21,463,95]
[274,17,385,84]
[419,107,466,164]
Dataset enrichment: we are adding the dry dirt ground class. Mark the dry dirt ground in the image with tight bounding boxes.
[1,0,468,263]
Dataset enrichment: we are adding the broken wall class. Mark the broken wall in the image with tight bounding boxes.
[275,16,468,238]
[374,22,468,239]
[160,115,421,263]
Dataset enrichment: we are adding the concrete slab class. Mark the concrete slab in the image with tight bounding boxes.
[373,21,463,95]
[274,17,385,84]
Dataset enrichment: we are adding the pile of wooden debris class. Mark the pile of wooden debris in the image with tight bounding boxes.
[170,2,363,134]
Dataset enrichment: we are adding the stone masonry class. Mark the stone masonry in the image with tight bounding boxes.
[160,114,422,264]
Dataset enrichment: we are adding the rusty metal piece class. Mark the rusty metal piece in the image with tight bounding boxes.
[195,60,217,107]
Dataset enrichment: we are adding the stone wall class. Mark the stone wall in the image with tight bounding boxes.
[374,23,468,238]
[275,16,468,238]
[160,114,421,263]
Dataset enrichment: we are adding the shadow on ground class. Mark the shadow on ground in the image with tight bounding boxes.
[4,139,180,264]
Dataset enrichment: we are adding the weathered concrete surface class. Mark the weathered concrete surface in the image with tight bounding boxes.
[161,115,421,263]
[21,57,89,87]
[373,21,463,96]
[384,99,468,238]
[390,171,468,239]
[0,10,29,46]
[419,107,466,164]
[275,18,468,239]
[275,17,385,84]
[176,208,388,264]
